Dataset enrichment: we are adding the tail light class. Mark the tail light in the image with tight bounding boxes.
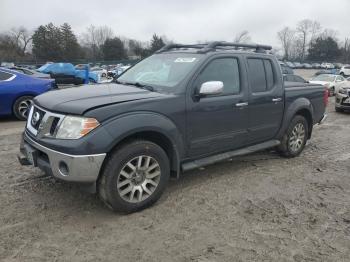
[323,88,329,107]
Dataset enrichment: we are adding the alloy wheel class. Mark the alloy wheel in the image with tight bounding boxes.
[289,123,305,153]
[117,155,161,203]
[18,99,32,119]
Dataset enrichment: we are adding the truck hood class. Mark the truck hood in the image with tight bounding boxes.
[34,83,166,115]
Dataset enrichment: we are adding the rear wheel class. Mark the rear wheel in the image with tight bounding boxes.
[13,96,33,120]
[98,140,170,213]
[278,115,308,158]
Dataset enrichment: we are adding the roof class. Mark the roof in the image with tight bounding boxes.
[156,41,272,55]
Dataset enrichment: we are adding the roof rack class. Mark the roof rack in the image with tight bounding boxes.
[156,41,272,54]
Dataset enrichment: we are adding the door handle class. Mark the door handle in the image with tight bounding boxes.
[272,98,282,102]
[235,102,248,107]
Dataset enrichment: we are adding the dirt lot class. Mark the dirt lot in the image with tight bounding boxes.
[1,71,350,261]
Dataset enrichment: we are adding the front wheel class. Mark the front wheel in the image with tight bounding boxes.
[278,115,308,158]
[13,96,33,120]
[98,140,170,213]
[335,107,343,113]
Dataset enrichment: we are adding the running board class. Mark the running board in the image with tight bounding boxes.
[182,140,280,172]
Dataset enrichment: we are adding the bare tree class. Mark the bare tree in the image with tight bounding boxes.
[277,27,295,60]
[309,21,321,47]
[81,25,114,60]
[296,19,314,61]
[234,30,251,44]
[9,27,32,56]
[344,37,350,63]
[320,28,338,40]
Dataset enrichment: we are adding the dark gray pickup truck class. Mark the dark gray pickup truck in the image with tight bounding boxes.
[19,42,327,212]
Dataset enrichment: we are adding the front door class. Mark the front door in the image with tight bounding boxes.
[186,56,249,157]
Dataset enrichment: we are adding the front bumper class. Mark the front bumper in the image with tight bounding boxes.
[19,133,106,183]
[335,93,350,109]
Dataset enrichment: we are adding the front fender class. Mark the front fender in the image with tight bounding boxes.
[103,112,185,159]
[276,98,314,140]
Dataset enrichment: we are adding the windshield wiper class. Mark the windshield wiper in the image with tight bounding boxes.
[118,81,155,92]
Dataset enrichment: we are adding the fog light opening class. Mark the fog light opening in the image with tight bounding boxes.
[59,161,69,176]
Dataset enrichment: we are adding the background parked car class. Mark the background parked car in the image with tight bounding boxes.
[38,63,99,84]
[339,65,350,77]
[334,63,343,69]
[280,64,294,74]
[0,68,55,120]
[9,66,51,79]
[309,74,347,96]
[283,74,308,83]
[312,63,321,69]
[321,63,335,69]
[335,81,350,112]
[284,61,295,68]
[314,69,338,76]
[293,62,302,69]
[90,67,108,78]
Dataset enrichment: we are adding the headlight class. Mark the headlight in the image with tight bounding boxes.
[56,116,100,139]
[339,88,347,95]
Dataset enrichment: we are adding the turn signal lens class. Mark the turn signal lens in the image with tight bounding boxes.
[80,118,100,136]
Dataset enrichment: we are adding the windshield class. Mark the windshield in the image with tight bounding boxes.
[118,53,201,90]
[312,75,335,82]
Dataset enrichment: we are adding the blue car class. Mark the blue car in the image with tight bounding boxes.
[0,68,55,120]
[37,63,99,84]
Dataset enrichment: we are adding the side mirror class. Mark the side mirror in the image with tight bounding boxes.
[199,81,224,97]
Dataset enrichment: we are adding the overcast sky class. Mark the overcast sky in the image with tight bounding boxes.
[1,0,350,47]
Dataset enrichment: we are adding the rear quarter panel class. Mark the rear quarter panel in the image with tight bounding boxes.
[277,82,325,139]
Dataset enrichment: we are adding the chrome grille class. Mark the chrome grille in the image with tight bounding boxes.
[26,105,65,137]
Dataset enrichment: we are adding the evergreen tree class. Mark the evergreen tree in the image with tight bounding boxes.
[308,37,341,62]
[150,34,165,53]
[102,37,127,60]
[60,23,81,60]
[32,23,81,61]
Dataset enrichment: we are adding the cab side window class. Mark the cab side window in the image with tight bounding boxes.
[196,58,240,95]
[247,58,275,93]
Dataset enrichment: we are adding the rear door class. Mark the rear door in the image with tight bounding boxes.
[246,57,284,144]
[186,55,249,157]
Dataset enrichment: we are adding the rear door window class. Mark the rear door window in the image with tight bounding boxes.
[248,58,276,93]
[0,71,14,81]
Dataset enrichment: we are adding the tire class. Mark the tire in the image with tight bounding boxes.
[13,96,33,120]
[329,87,335,97]
[98,140,170,213]
[335,107,343,113]
[278,115,308,158]
[89,78,96,84]
[340,72,345,76]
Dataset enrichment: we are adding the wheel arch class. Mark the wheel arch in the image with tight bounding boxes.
[97,112,185,183]
[295,108,313,139]
[277,98,314,140]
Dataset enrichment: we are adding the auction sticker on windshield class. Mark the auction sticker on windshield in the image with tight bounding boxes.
[174,58,197,63]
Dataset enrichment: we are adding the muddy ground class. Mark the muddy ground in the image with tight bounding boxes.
[1,71,350,261]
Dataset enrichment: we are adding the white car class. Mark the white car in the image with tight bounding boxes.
[90,67,108,78]
[309,74,347,96]
[340,65,350,77]
[321,63,335,69]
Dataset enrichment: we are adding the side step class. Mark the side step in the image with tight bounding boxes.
[182,140,280,172]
